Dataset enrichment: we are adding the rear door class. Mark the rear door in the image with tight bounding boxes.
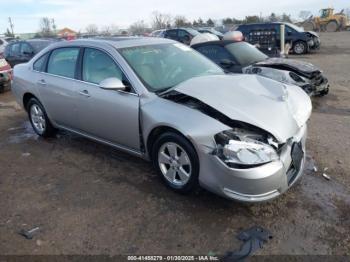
[36,47,80,128]
[164,29,179,41]
[5,42,21,67]
[75,47,140,150]
[19,42,35,64]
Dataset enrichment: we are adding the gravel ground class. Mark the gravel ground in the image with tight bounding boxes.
[0,32,349,256]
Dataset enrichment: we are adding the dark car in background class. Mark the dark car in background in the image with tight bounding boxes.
[163,28,200,45]
[197,28,224,39]
[4,39,55,67]
[192,40,329,96]
[150,29,166,38]
[237,22,320,55]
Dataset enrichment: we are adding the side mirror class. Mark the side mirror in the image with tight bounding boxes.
[99,77,126,91]
[220,59,235,68]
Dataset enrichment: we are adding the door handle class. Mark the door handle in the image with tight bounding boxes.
[79,90,91,97]
[37,79,46,86]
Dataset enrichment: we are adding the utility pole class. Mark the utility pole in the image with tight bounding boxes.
[8,17,14,36]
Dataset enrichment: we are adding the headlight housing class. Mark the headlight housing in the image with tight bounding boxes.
[215,129,279,168]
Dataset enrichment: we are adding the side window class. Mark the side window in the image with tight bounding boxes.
[47,48,79,78]
[10,43,21,56]
[285,26,296,34]
[196,45,233,64]
[165,30,177,39]
[33,53,49,72]
[82,48,123,85]
[178,30,190,38]
[20,43,33,55]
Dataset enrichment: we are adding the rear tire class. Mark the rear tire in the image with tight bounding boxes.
[326,21,338,32]
[293,41,307,55]
[27,98,56,137]
[151,132,199,193]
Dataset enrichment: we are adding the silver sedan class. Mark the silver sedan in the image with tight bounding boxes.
[11,38,312,202]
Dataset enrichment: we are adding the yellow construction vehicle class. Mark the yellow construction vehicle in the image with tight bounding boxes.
[302,8,350,32]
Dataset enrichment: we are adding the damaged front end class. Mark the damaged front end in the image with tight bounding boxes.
[161,90,282,168]
[245,58,329,96]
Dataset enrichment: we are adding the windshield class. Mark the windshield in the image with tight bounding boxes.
[285,23,304,32]
[225,42,268,66]
[185,28,200,36]
[119,43,224,92]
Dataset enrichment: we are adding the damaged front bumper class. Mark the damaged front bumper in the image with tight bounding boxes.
[198,125,307,202]
[302,74,329,96]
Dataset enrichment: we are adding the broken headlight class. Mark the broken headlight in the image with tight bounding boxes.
[214,129,279,168]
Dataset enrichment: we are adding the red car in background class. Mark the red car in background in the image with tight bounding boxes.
[0,55,12,93]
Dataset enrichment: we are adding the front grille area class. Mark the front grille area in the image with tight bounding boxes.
[310,72,327,87]
[287,142,304,185]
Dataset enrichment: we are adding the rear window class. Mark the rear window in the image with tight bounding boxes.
[33,53,49,72]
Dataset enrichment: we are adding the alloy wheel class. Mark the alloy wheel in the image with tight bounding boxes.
[158,142,192,187]
[30,104,46,134]
[294,43,305,54]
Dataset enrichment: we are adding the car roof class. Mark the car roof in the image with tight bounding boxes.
[191,40,240,48]
[238,22,285,27]
[45,37,176,50]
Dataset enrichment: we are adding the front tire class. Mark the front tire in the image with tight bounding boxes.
[151,132,199,193]
[27,98,56,137]
[293,41,307,55]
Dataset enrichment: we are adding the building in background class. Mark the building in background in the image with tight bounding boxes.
[57,27,77,40]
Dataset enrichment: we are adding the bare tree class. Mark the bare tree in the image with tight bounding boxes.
[39,17,53,37]
[299,11,312,21]
[129,20,149,35]
[51,18,57,33]
[151,11,172,29]
[174,15,191,27]
[85,24,99,35]
[206,18,215,27]
[100,25,111,35]
[109,24,119,35]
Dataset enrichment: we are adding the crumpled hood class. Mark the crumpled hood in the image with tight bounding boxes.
[255,58,320,75]
[174,74,312,142]
[307,31,319,38]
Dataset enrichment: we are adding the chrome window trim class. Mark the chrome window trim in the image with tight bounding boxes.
[31,45,139,97]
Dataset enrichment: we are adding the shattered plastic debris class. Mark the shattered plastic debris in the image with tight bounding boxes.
[222,226,272,261]
[322,173,331,181]
[305,155,318,174]
[19,226,40,239]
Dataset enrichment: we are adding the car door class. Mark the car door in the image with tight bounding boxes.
[75,47,140,150]
[36,47,80,128]
[19,42,35,64]
[178,30,191,44]
[164,29,179,41]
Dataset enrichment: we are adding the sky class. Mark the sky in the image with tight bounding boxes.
[0,0,348,34]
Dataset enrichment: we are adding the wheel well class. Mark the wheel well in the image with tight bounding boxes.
[146,126,188,158]
[23,93,37,111]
